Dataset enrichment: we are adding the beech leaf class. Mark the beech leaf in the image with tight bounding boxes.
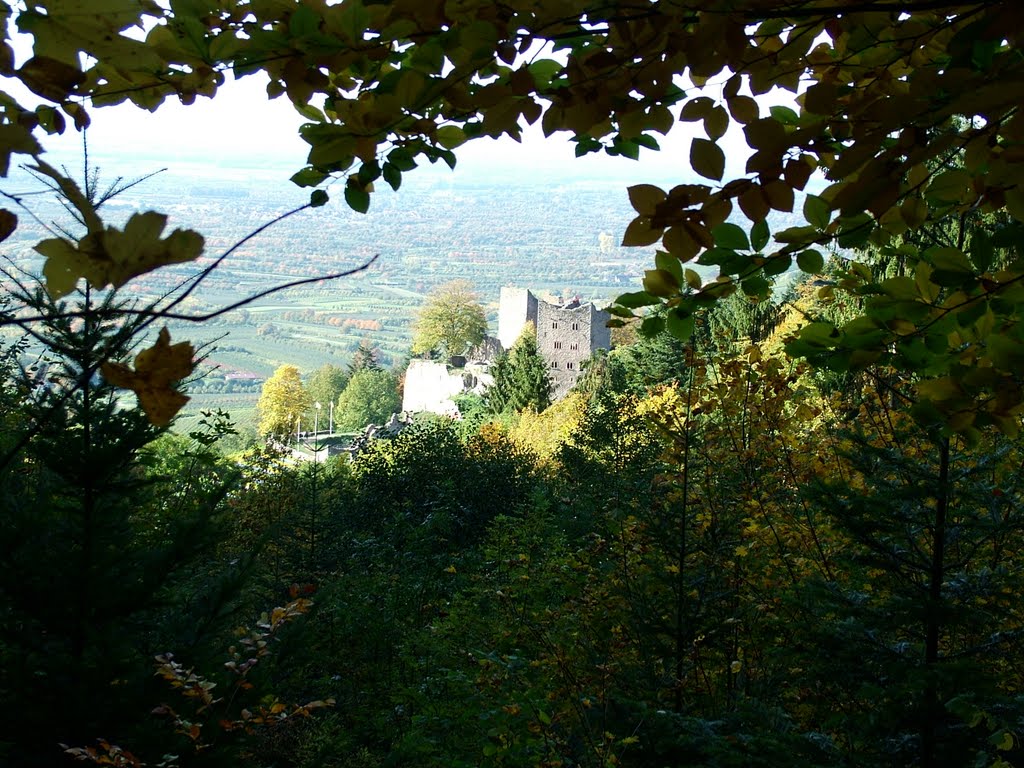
[101,328,195,427]
[690,138,725,181]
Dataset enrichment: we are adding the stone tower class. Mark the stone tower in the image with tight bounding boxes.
[497,288,611,401]
[497,286,538,351]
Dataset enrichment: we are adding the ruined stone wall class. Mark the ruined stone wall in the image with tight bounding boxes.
[402,359,492,416]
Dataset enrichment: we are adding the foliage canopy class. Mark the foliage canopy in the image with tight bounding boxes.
[5,1,1024,430]
[258,364,311,437]
[334,367,400,431]
[411,279,487,359]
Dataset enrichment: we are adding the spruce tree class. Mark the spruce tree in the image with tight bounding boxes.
[488,328,551,414]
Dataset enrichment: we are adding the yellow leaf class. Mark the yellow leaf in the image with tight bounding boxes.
[96,212,205,289]
[691,138,725,181]
[36,211,204,299]
[622,216,663,247]
[101,328,195,426]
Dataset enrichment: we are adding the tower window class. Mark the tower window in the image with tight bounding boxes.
[566,362,574,370]
[570,342,579,351]
[554,341,562,350]
[550,361,558,368]
[571,322,579,331]
[552,321,559,329]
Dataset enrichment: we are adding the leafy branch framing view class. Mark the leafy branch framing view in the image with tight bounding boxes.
[3,2,1024,768]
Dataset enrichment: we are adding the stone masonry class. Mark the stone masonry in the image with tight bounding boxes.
[498,287,611,401]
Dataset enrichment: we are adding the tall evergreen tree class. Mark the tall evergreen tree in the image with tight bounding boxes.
[348,339,381,375]
[0,282,231,768]
[488,328,551,414]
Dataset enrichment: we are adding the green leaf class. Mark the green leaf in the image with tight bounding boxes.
[798,321,840,347]
[643,268,679,297]
[926,169,971,204]
[309,189,328,207]
[803,194,831,229]
[769,105,799,125]
[436,125,467,149]
[969,231,994,272]
[357,160,380,185]
[990,731,1015,752]
[382,162,402,191]
[690,138,725,181]
[655,249,683,286]
[528,59,563,86]
[775,225,818,243]
[344,181,370,213]
[926,246,973,273]
[290,167,327,188]
[987,334,1024,370]
[836,213,873,248]
[289,5,320,37]
[666,311,694,341]
[337,0,369,44]
[640,315,665,336]
[741,274,771,297]
[712,223,750,250]
[763,253,792,276]
[750,219,770,251]
[797,249,825,273]
[615,291,662,309]
[388,147,418,172]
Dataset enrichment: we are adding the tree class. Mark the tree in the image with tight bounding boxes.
[411,280,487,360]
[257,364,311,437]
[488,328,551,414]
[0,279,236,768]
[306,363,348,417]
[348,339,381,375]
[334,368,400,431]
[5,2,1024,434]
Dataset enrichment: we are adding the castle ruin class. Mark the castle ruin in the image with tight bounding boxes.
[498,287,611,401]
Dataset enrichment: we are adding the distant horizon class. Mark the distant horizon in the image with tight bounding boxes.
[27,69,766,191]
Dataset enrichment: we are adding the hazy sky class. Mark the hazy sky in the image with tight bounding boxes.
[33,69,761,188]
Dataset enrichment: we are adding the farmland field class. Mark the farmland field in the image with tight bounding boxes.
[3,159,807,433]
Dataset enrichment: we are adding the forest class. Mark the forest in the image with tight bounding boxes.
[3,1,1024,767]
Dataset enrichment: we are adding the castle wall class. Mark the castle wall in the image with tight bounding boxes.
[402,359,492,416]
[497,286,538,351]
